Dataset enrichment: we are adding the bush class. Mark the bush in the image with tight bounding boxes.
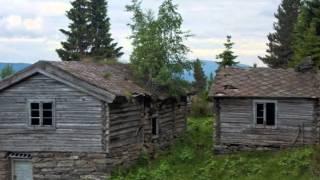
[177,147,195,162]
[150,161,173,180]
[190,93,212,117]
[132,168,150,180]
[278,148,312,177]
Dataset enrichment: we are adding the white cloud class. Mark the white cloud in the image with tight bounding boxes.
[2,15,22,30]
[0,0,282,65]
[23,17,43,32]
[0,15,43,32]
[0,37,46,43]
[37,2,71,17]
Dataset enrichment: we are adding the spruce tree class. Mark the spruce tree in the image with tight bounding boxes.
[57,0,123,61]
[216,35,238,67]
[193,59,207,92]
[259,0,300,68]
[1,64,15,79]
[57,0,91,61]
[292,0,320,67]
[207,72,214,90]
[89,0,123,59]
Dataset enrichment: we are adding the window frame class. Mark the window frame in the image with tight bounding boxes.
[253,100,277,128]
[27,99,55,129]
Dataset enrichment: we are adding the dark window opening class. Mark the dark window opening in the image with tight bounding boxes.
[152,118,158,136]
[266,103,275,126]
[43,103,52,110]
[31,110,40,117]
[31,118,40,125]
[31,103,39,110]
[255,102,276,127]
[30,102,53,127]
[256,104,264,125]
[43,118,53,126]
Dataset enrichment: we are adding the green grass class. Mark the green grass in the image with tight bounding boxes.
[111,117,318,180]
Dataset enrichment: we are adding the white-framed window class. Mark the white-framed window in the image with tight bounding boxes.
[28,100,55,128]
[253,100,277,127]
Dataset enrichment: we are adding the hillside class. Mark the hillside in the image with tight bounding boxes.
[111,117,318,180]
[0,61,218,82]
[0,63,30,72]
[183,60,219,82]
[0,61,249,82]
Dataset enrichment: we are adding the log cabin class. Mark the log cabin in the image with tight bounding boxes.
[0,61,188,180]
[210,64,320,153]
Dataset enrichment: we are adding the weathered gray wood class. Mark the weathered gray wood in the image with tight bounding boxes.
[0,74,105,152]
[0,61,116,102]
[217,98,316,147]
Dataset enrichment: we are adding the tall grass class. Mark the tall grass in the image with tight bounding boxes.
[111,117,316,180]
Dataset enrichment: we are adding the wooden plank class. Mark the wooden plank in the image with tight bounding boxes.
[218,98,316,146]
[0,73,105,152]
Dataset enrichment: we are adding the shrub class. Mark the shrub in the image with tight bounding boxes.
[177,147,195,162]
[190,93,212,117]
[278,148,312,176]
[132,168,150,180]
[150,161,173,180]
[136,150,150,166]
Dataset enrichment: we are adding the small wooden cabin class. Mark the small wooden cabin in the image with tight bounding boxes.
[0,61,188,179]
[210,66,320,153]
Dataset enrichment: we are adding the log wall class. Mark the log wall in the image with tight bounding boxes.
[144,101,187,150]
[108,99,188,166]
[108,101,144,168]
[0,73,104,152]
[0,72,188,176]
[217,98,316,147]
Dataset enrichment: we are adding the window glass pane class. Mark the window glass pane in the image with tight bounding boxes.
[31,103,39,110]
[43,111,52,118]
[43,118,52,126]
[256,117,264,125]
[43,103,52,110]
[256,104,264,117]
[31,118,40,125]
[266,103,276,126]
[152,118,158,135]
[31,110,40,117]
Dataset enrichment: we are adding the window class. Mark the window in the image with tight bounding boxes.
[152,117,159,136]
[254,101,277,127]
[29,101,54,127]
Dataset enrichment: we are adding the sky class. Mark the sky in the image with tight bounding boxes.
[0,0,282,66]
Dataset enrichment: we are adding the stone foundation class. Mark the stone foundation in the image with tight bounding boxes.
[214,144,281,154]
[0,152,10,180]
[0,152,110,180]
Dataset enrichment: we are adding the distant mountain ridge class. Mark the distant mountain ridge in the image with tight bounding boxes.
[183,60,250,82]
[183,60,219,82]
[0,63,30,72]
[0,61,249,82]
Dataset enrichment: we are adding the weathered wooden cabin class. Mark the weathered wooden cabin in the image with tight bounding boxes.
[0,61,188,179]
[210,66,320,153]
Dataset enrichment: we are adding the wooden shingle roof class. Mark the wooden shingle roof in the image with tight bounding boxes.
[48,61,150,97]
[0,61,151,103]
[210,67,318,98]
